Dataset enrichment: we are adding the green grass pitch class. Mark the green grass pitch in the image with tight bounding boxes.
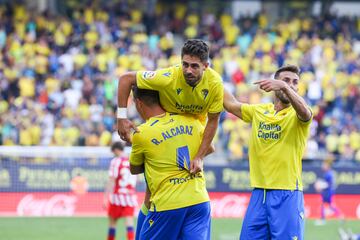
[0,217,359,240]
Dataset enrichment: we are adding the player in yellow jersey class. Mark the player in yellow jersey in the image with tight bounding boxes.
[224,65,312,240]
[117,39,223,175]
[129,87,212,240]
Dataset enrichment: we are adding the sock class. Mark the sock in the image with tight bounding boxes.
[127,226,134,240]
[107,227,116,240]
[321,204,325,219]
[135,204,149,240]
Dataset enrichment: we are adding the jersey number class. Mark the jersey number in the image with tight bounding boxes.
[176,146,190,170]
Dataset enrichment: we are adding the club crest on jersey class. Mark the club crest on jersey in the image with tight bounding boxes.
[176,88,182,95]
[201,89,209,100]
[142,71,156,79]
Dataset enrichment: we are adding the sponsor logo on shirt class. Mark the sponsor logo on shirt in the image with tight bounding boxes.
[162,72,171,77]
[257,121,282,140]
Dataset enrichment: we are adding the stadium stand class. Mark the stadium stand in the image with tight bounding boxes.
[0,1,359,163]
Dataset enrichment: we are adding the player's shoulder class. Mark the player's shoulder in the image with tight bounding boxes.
[205,67,223,84]
[251,102,273,112]
[155,65,179,79]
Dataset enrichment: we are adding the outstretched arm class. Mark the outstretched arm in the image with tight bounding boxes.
[223,88,243,119]
[254,79,312,121]
[117,72,138,142]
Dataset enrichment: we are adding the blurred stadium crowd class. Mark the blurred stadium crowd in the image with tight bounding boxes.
[0,2,359,162]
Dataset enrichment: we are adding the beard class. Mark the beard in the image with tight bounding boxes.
[275,90,290,104]
[184,73,201,87]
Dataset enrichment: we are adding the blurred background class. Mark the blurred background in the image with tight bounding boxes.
[0,0,359,239]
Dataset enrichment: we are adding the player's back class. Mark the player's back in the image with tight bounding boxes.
[108,156,137,206]
[131,112,209,212]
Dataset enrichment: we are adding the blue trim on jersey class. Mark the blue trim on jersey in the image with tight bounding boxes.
[150,120,159,126]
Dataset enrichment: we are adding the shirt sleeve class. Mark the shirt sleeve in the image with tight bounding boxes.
[208,81,224,114]
[136,67,174,90]
[129,132,145,166]
[297,107,313,126]
[241,104,257,123]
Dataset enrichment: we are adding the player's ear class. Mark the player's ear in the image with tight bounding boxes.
[203,62,209,68]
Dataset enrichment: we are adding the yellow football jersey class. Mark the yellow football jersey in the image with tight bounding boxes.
[241,103,312,191]
[130,112,209,211]
[136,65,224,119]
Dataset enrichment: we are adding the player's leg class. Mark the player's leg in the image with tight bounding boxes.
[139,208,186,240]
[118,206,135,240]
[107,217,117,240]
[180,201,211,240]
[267,190,305,240]
[135,204,148,240]
[124,216,135,240]
[240,189,270,240]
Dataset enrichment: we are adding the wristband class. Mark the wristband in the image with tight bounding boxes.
[117,107,127,119]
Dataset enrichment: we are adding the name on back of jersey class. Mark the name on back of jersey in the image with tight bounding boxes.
[151,124,193,145]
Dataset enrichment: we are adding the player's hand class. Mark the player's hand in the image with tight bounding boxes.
[190,157,203,174]
[254,79,287,92]
[117,118,138,143]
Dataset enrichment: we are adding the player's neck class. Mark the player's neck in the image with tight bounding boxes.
[145,106,166,120]
[274,98,290,112]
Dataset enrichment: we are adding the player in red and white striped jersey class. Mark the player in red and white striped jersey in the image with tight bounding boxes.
[104,142,137,240]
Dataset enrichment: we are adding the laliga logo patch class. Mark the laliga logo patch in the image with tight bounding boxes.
[142,71,156,79]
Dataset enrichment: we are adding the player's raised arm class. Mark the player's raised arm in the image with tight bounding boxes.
[254,65,311,122]
[223,88,243,120]
[117,72,138,142]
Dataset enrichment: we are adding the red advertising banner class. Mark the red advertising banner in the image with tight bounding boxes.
[0,192,359,219]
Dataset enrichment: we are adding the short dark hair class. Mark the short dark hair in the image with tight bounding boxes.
[274,65,300,79]
[132,86,160,106]
[111,141,124,151]
[181,39,209,63]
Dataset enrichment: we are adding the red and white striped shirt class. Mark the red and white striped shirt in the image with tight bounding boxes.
[108,156,137,207]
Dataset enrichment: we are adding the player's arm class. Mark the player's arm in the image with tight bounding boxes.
[254,79,312,121]
[144,185,151,209]
[129,132,145,175]
[281,84,312,122]
[130,164,144,175]
[190,112,219,174]
[117,72,138,142]
[103,176,116,209]
[223,88,243,119]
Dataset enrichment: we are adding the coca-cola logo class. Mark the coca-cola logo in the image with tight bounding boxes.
[17,194,77,216]
[210,194,249,218]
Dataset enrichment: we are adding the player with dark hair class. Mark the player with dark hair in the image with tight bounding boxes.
[224,65,312,240]
[129,87,213,240]
[117,39,222,235]
[104,141,137,240]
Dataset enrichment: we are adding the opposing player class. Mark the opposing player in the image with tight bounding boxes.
[315,160,343,225]
[129,87,212,240]
[103,142,137,240]
[224,65,312,240]
[117,39,223,174]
